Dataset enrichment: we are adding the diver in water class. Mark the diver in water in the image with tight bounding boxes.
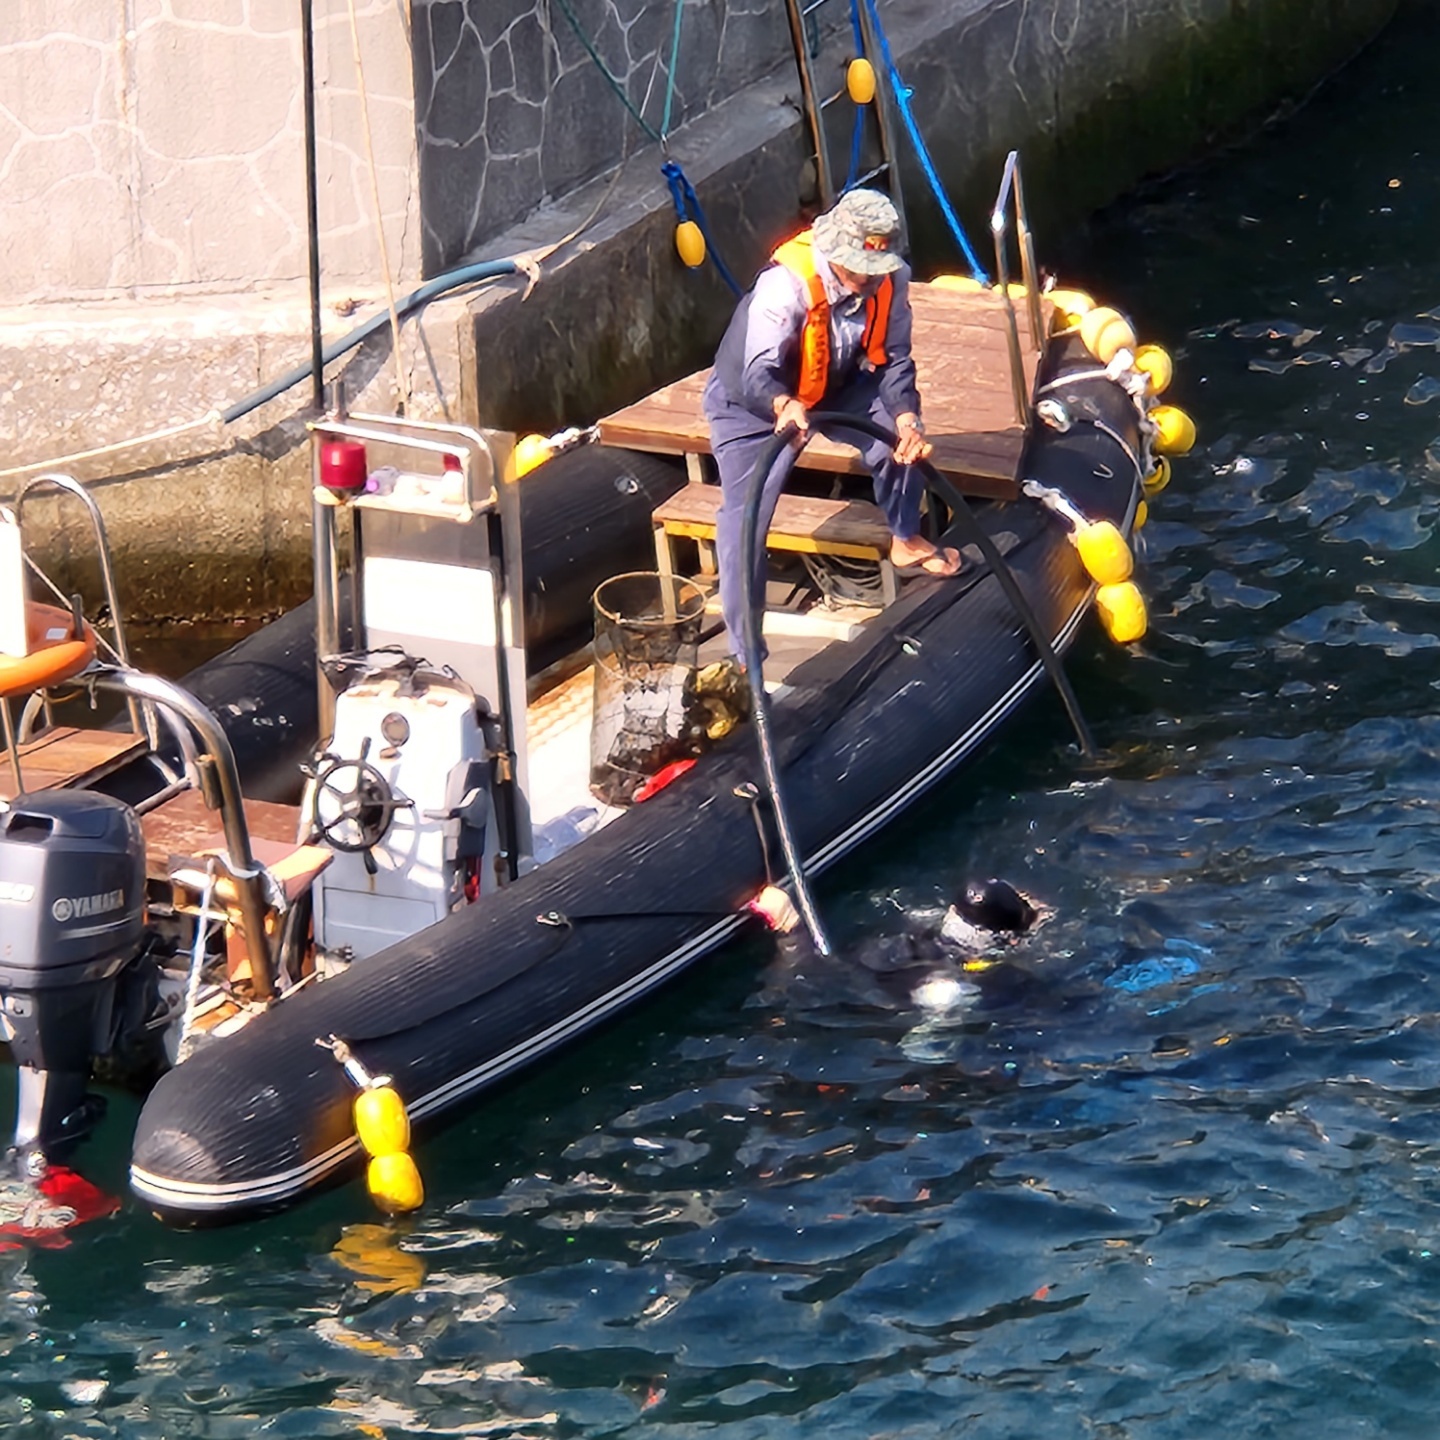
[753,875,1041,1008]
[939,877,1039,951]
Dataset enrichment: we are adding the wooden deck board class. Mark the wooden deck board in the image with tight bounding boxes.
[655,482,889,552]
[140,788,302,881]
[0,727,146,801]
[597,283,1049,499]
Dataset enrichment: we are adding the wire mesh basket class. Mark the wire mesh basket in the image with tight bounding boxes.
[590,572,706,806]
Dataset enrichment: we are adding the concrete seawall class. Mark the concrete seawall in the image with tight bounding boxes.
[3,0,1399,623]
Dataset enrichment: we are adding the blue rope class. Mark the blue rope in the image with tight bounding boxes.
[860,0,988,282]
[662,160,742,296]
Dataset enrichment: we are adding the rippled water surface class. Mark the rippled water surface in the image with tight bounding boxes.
[16,8,1440,1435]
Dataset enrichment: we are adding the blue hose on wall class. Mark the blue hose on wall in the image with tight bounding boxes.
[219,259,521,425]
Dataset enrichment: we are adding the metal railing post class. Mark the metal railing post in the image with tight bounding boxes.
[86,666,275,999]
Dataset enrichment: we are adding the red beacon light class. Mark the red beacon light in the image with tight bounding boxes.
[319,437,368,493]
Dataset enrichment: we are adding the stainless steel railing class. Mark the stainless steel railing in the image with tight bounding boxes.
[991,150,1046,427]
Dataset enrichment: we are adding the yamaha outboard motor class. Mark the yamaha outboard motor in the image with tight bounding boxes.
[0,791,146,1173]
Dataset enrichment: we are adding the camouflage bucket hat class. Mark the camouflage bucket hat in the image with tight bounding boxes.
[812,188,903,275]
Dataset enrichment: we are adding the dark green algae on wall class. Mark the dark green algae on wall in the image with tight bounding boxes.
[827,0,1406,277]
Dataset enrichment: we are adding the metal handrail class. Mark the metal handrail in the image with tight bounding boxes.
[784,0,834,205]
[305,410,505,734]
[990,151,1045,426]
[13,473,157,746]
[85,665,275,999]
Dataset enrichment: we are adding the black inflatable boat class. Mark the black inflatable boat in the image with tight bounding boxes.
[0,299,1176,1223]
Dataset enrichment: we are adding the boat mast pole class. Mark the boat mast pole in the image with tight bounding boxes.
[301,0,324,412]
[301,0,341,736]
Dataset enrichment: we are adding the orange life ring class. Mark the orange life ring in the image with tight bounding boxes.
[0,603,96,699]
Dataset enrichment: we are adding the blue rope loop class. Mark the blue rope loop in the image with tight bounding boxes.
[860,0,988,283]
[661,159,742,296]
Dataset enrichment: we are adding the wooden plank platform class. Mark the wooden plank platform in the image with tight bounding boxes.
[139,788,302,882]
[597,282,1048,499]
[0,726,146,801]
[653,481,900,604]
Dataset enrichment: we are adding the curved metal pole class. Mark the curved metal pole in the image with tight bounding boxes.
[85,666,275,999]
[738,428,833,956]
[804,411,1095,756]
[15,473,154,745]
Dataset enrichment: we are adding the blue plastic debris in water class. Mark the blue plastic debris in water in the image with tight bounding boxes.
[1106,939,1212,995]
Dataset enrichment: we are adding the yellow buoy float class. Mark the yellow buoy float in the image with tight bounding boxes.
[1150,404,1197,456]
[1095,581,1148,644]
[675,219,706,269]
[366,1149,425,1216]
[1047,288,1094,331]
[512,433,552,478]
[846,57,877,105]
[355,1082,410,1157]
[357,1079,423,1215]
[1074,519,1134,586]
[320,1035,425,1217]
[1079,306,1138,364]
[930,274,986,293]
[1143,455,1172,497]
[1132,343,1173,394]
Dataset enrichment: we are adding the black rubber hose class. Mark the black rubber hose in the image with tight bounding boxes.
[733,413,1097,956]
[738,426,833,956]
[805,410,1095,757]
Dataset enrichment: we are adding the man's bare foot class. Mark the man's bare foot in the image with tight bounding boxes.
[890,538,963,577]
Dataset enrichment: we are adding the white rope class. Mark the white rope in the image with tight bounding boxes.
[175,857,219,1064]
[346,0,410,415]
[0,411,222,484]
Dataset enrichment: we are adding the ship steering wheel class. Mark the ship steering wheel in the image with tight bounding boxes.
[310,746,412,853]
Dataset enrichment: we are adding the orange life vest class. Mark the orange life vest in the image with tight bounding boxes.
[771,230,892,407]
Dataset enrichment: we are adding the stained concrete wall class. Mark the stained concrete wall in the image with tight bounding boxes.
[0,0,420,302]
[0,0,1402,624]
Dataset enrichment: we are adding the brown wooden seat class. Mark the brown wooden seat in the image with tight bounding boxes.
[139,787,304,885]
[652,480,899,604]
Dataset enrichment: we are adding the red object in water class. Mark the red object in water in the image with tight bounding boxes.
[319,438,368,492]
[633,758,697,802]
[0,1165,119,1250]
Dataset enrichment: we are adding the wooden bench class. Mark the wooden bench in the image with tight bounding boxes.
[652,480,898,605]
[0,726,146,801]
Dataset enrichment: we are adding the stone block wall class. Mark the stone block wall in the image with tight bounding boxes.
[411,0,806,275]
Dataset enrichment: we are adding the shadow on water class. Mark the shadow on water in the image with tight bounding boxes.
[13,5,1440,1435]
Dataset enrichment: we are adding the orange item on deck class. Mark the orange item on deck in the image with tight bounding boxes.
[0,604,96,699]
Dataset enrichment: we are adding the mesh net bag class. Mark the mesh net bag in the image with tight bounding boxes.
[590,572,707,806]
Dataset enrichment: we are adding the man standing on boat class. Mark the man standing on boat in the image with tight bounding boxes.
[703,187,962,658]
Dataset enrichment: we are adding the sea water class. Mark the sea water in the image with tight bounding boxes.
[11,6,1440,1435]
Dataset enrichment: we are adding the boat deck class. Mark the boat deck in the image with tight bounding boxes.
[596,281,1048,499]
[0,726,146,801]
